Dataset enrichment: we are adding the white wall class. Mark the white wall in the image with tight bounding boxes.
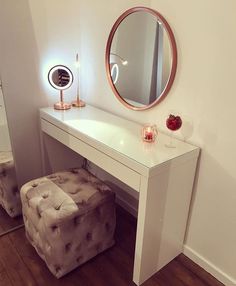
[0,0,235,284]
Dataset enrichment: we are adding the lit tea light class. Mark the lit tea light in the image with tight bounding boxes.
[142,124,157,142]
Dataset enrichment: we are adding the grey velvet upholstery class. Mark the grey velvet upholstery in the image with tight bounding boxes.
[20,168,116,278]
[0,158,21,217]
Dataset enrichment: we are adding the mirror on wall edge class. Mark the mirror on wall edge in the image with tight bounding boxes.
[105,7,177,111]
[0,84,24,236]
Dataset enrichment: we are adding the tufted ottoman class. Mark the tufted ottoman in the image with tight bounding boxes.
[0,157,21,217]
[20,168,116,278]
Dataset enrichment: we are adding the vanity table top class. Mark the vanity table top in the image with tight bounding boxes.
[40,105,199,177]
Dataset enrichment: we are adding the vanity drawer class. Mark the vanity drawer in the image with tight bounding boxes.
[41,119,141,192]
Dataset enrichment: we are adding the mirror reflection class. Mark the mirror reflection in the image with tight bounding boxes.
[0,86,23,236]
[106,8,177,110]
[51,69,70,88]
[48,65,73,90]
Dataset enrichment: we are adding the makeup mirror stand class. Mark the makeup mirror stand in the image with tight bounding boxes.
[54,90,71,110]
[48,64,73,110]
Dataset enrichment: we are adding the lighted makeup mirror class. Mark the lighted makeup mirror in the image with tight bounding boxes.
[48,65,73,110]
[105,7,177,111]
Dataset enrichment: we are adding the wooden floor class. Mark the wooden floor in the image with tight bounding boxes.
[0,206,224,286]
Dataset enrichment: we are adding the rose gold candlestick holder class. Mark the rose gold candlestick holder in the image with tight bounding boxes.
[72,96,86,107]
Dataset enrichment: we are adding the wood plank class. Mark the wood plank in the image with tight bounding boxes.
[0,270,13,286]
[160,259,207,286]
[0,206,224,286]
[80,252,129,286]
[176,254,224,286]
[0,253,12,286]
[0,233,37,286]
[8,228,78,286]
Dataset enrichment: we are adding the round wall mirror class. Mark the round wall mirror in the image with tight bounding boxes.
[105,7,177,111]
[48,65,73,110]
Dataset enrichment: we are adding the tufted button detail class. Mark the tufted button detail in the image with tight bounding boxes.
[76,256,83,263]
[74,216,82,226]
[51,225,58,232]
[54,205,61,211]
[77,199,86,206]
[80,177,88,184]
[42,193,49,199]
[86,232,92,241]
[58,177,70,185]
[32,183,38,188]
[65,243,72,252]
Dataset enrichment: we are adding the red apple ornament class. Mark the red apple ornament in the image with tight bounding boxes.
[166,114,182,131]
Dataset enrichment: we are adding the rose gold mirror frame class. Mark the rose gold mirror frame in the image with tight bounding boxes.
[105,7,177,111]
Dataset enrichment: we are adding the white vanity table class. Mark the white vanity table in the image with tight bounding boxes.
[40,105,199,285]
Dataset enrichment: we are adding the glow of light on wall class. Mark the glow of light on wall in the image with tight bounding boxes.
[40,54,76,102]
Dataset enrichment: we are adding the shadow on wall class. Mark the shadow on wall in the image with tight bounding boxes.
[0,0,48,186]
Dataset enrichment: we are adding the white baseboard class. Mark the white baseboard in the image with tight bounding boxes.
[183,245,236,286]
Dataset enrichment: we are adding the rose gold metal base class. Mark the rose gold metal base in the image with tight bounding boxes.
[54,102,71,110]
[72,99,86,107]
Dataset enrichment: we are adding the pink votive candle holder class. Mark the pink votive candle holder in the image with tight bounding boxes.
[142,124,157,142]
